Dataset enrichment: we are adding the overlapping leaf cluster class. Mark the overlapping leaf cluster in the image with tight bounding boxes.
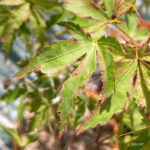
[0,0,61,57]
[1,0,150,147]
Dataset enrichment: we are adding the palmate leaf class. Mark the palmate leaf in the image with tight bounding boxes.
[58,43,96,135]
[14,41,90,77]
[14,32,121,135]
[63,0,108,20]
[76,61,137,133]
[54,29,117,134]
[73,40,137,134]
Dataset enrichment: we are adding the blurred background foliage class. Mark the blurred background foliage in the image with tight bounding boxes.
[0,0,150,150]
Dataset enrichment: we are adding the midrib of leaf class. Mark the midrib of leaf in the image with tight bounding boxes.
[40,43,91,63]
[15,42,92,76]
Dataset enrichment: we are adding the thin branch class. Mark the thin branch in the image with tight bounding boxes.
[133,5,150,37]
[118,125,150,137]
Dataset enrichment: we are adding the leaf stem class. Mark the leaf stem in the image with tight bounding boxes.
[133,5,150,37]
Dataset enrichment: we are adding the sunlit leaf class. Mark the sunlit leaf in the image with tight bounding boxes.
[126,12,137,35]
[105,0,114,17]
[63,0,108,20]
[14,41,90,77]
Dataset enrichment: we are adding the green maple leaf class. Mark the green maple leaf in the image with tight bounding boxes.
[63,0,108,21]
[76,38,150,134]
[15,22,121,135]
